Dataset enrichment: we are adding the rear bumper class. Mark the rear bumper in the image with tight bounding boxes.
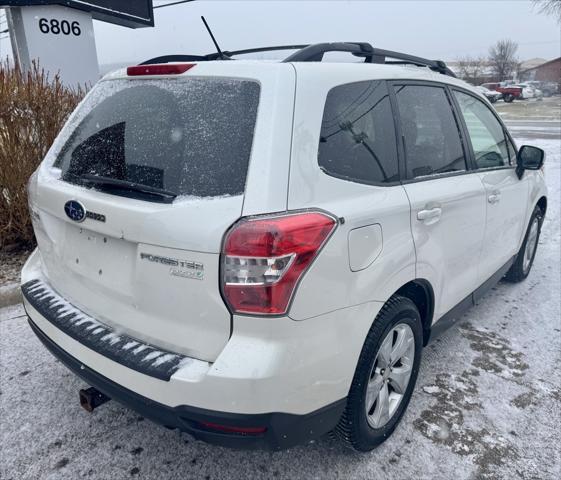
[22,249,381,448]
[28,317,345,450]
[22,279,188,381]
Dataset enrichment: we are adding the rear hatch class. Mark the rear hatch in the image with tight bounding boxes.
[30,63,295,361]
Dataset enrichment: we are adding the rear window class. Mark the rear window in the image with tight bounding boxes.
[54,78,260,198]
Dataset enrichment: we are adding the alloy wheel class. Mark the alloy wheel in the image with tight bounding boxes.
[523,217,539,274]
[365,323,415,429]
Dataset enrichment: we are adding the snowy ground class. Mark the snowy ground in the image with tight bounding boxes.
[495,95,561,122]
[1,120,560,480]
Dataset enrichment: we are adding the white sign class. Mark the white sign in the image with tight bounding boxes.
[8,5,99,87]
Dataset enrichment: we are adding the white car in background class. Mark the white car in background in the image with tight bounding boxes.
[22,42,548,452]
[475,85,503,103]
[526,80,557,97]
[516,83,543,100]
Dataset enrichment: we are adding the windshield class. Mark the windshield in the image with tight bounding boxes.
[54,78,260,199]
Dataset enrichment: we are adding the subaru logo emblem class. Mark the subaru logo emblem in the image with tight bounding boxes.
[64,200,86,223]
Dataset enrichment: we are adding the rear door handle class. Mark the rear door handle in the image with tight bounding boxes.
[488,191,501,204]
[417,207,442,224]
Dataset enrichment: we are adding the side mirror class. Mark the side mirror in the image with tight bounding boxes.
[516,145,544,179]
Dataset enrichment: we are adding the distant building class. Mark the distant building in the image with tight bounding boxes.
[519,57,561,84]
[519,58,548,72]
[449,57,560,87]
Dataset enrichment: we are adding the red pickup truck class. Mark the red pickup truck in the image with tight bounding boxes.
[481,83,523,102]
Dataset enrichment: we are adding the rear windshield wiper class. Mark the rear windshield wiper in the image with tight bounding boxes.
[78,174,178,203]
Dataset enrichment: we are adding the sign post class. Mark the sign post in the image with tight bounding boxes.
[2,1,154,87]
[7,5,99,86]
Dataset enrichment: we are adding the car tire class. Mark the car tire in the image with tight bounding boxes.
[504,93,514,103]
[504,206,543,283]
[335,296,423,451]
[489,97,497,104]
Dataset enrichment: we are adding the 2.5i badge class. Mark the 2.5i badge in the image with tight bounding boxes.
[140,253,204,280]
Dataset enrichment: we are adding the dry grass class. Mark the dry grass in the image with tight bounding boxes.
[0,60,84,249]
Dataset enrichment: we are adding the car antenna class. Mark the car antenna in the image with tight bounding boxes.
[201,16,230,60]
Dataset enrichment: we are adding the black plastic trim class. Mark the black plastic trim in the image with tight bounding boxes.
[428,256,515,342]
[139,54,213,65]
[283,42,376,63]
[282,43,456,76]
[370,48,456,76]
[443,84,479,172]
[27,318,346,451]
[140,45,310,65]
[21,279,188,381]
[222,45,309,59]
[138,42,455,76]
[399,168,473,185]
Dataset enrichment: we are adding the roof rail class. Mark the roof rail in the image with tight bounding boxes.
[282,42,455,77]
[138,42,455,77]
[370,48,456,77]
[139,45,309,65]
[283,42,377,63]
[139,54,208,65]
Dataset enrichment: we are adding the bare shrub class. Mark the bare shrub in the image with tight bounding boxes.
[0,60,84,249]
[456,55,487,85]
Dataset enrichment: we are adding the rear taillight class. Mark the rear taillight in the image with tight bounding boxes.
[222,212,337,315]
[126,63,195,76]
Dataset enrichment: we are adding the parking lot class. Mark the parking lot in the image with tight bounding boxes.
[1,98,560,480]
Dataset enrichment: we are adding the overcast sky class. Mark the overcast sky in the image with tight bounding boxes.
[2,1,560,66]
[93,0,560,65]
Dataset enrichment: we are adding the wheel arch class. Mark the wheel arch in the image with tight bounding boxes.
[536,196,547,216]
[394,279,434,346]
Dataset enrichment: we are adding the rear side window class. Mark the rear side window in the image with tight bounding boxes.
[453,90,510,168]
[318,81,399,184]
[55,78,260,198]
[394,85,467,179]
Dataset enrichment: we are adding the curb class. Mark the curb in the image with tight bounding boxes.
[0,283,22,308]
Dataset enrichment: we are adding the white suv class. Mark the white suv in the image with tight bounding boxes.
[22,43,547,451]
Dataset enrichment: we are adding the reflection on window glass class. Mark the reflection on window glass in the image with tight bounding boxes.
[453,91,509,169]
[56,79,260,198]
[394,85,466,178]
[318,81,399,184]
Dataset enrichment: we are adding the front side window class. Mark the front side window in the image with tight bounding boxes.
[318,80,399,184]
[453,90,510,169]
[394,85,467,179]
[55,78,260,199]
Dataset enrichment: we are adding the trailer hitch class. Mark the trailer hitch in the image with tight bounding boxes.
[79,387,111,412]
